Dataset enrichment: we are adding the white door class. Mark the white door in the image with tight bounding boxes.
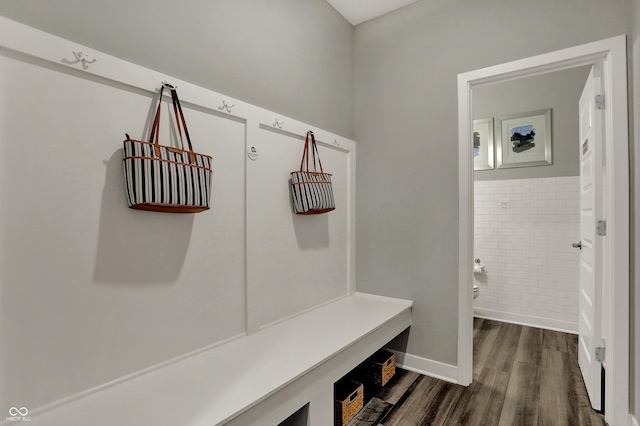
[577,64,604,411]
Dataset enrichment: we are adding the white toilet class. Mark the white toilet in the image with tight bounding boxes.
[473,258,483,300]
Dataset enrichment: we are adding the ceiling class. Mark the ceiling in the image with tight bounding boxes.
[326,0,419,26]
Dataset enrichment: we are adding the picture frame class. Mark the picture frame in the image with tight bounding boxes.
[473,117,494,171]
[495,109,552,169]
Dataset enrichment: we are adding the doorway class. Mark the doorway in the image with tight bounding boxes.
[457,36,629,425]
[471,66,590,335]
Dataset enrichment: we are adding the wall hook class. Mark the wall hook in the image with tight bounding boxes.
[161,81,177,90]
[247,146,259,161]
[273,118,284,129]
[63,51,97,69]
[73,51,97,65]
[218,100,235,113]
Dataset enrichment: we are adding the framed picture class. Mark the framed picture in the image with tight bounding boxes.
[496,109,552,169]
[473,117,494,171]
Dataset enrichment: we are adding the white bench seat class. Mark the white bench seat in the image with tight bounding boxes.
[30,293,412,426]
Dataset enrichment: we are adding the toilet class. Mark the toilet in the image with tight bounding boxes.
[473,258,483,300]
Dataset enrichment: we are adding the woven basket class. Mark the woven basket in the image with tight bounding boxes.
[335,380,364,426]
[367,350,396,387]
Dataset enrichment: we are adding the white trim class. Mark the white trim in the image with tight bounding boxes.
[258,291,404,331]
[458,35,629,426]
[0,15,361,422]
[2,332,247,423]
[0,13,356,150]
[457,72,474,387]
[0,15,357,336]
[7,294,412,426]
[630,414,639,426]
[258,294,349,330]
[600,35,630,424]
[473,308,578,335]
[385,349,458,384]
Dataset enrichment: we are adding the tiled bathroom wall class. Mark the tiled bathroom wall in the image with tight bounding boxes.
[473,176,580,333]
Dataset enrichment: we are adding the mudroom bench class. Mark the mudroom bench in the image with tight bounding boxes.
[32,293,412,426]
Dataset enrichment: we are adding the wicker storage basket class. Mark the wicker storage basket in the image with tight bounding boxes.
[367,350,396,387]
[335,379,364,426]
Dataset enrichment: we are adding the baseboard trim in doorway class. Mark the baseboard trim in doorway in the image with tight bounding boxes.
[385,349,458,384]
[474,308,578,334]
[630,414,639,426]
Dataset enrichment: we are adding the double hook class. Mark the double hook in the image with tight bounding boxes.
[219,100,235,113]
[73,51,97,64]
[64,51,97,69]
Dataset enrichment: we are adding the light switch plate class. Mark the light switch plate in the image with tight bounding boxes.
[499,200,511,209]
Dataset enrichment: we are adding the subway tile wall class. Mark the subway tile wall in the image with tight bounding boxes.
[474,176,580,332]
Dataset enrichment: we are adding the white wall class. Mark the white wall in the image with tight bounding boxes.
[0,0,354,139]
[0,17,356,414]
[354,0,631,369]
[246,126,352,332]
[0,50,246,410]
[474,177,580,333]
[1,0,636,412]
[473,66,590,181]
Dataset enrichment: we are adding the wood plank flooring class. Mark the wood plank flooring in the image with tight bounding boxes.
[349,319,606,426]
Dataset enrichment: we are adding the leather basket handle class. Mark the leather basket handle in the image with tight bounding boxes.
[299,131,325,174]
[148,84,195,163]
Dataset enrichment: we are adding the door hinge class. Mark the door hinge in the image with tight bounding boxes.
[595,94,606,110]
[595,346,605,363]
[596,220,606,236]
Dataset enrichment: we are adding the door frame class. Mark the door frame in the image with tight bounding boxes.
[457,35,629,424]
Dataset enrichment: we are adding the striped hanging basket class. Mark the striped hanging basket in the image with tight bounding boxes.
[122,83,212,213]
[290,131,335,215]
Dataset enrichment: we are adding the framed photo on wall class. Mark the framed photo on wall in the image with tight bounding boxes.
[496,109,552,169]
[473,117,494,171]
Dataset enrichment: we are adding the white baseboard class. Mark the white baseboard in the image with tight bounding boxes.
[474,307,578,334]
[630,414,639,426]
[385,349,457,384]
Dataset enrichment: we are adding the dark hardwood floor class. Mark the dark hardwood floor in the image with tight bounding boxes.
[349,318,606,426]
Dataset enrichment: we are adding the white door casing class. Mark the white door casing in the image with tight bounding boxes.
[458,35,629,425]
[577,64,604,411]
